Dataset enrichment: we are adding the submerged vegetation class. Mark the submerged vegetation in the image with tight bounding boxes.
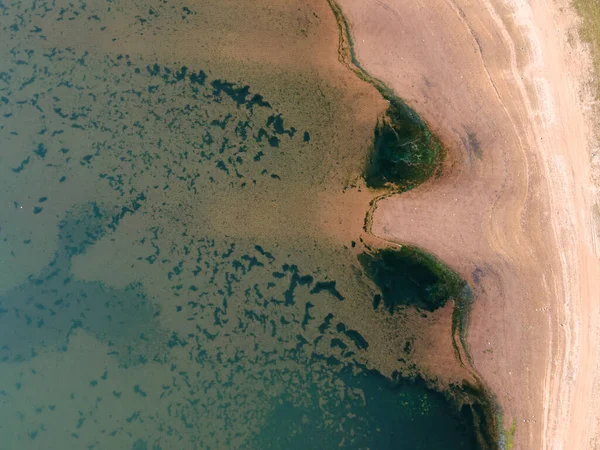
[366,98,444,190]
[358,246,466,312]
[327,0,444,191]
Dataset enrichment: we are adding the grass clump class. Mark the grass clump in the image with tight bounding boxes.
[504,420,516,449]
[365,98,444,190]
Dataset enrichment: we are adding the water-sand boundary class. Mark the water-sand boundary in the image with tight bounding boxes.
[327,1,501,447]
[333,0,600,448]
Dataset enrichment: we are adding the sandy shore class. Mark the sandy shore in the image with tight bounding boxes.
[335,0,600,448]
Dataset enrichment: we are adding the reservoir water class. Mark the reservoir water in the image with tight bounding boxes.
[0,0,489,448]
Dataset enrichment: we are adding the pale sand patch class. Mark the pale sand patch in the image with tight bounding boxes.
[335,0,600,448]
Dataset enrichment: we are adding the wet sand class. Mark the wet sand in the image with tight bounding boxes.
[335,0,600,448]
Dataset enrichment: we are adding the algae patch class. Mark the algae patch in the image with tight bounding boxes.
[327,0,444,191]
[358,246,467,312]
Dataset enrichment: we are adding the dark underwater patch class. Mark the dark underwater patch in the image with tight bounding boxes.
[365,98,443,190]
[358,246,466,312]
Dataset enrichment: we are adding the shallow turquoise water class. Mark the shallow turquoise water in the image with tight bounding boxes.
[0,0,481,448]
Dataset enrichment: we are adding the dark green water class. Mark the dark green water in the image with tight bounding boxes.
[0,0,485,448]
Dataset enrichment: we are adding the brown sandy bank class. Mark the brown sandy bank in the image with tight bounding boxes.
[334,0,600,448]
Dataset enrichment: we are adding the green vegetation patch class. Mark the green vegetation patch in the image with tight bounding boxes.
[358,246,466,312]
[365,97,444,190]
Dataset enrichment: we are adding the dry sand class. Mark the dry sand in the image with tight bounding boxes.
[334,0,600,448]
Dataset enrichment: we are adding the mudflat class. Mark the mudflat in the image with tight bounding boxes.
[335,0,600,448]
